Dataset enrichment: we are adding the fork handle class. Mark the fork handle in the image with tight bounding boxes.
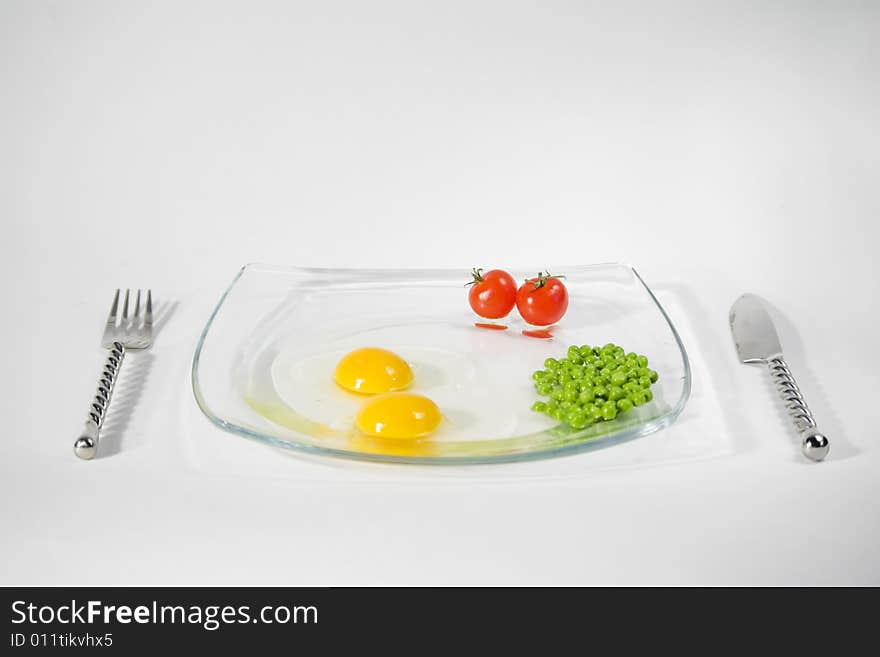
[767,356,830,462]
[74,342,126,460]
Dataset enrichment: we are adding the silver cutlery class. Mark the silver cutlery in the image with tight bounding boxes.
[74,289,153,460]
[729,293,829,461]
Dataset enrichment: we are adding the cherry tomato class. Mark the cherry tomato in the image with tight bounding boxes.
[516,272,568,326]
[467,268,517,319]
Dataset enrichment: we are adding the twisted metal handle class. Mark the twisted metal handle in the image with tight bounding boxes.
[767,356,829,461]
[74,342,126,460]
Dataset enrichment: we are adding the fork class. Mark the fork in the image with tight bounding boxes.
[74,289,153,460]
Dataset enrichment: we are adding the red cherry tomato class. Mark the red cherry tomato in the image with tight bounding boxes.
[467,268,517,319]
[516,272,568,326]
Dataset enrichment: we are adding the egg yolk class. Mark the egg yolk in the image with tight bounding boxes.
[355,392,441,439]
[333,347,414,394]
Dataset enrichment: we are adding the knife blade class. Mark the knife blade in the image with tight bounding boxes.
[729,294,829,461]
[729,293,783,363]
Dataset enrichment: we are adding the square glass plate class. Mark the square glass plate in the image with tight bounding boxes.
[192,263,691,464]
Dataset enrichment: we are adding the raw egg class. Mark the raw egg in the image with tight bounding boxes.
[333,347,413,394]
[355,392,441,439]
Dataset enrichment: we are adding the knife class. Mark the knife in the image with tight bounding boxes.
[729,294,829,461]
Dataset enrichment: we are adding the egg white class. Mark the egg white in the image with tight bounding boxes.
[270,336,555,442]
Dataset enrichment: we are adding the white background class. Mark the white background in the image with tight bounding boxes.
[2,0,878,584]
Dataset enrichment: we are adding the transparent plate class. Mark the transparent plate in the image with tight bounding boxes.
[192,263,691,464]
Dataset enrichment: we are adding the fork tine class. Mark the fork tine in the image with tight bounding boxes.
[122,289,130,322]
[144,289,153,332]
[101,289,121,344]
[134,289,141,320]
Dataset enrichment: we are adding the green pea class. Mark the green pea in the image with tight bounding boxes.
[531,347,655,419]
[602,402,618,420]
[566,409,587,429]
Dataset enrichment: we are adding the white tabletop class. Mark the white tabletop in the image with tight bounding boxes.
[3,0,878,585]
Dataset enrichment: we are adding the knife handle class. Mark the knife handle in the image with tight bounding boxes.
[767,356,829,461]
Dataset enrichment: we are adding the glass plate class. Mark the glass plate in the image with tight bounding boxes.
[192,263,691,464]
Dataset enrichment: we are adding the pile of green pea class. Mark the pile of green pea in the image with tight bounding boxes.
[531,343,658,429]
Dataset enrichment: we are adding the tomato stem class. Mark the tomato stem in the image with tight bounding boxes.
[529,270,565,289]
[465,267,485,287]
